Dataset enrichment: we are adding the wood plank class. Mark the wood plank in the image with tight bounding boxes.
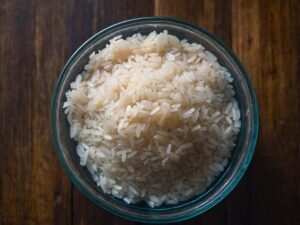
[93,0,154,30]
[228,1,261,224]
[155,0,232,45]
[69,0,95,52]
[24,0,75,224]
[0,0,72,224]
[71,1,154,225]
[231,0,300,224]
[0,0,36,223]
[253,0,300,224]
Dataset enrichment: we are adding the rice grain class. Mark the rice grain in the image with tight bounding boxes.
[64,30,241,207]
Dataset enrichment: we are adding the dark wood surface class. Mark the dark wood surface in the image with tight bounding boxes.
[0,0,299,224]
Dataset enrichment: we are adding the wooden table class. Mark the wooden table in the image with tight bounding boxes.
[1,0,299,224]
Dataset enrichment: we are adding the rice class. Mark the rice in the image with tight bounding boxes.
[64,30,241,207]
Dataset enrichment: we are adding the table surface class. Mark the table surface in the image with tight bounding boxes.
[1,0,299,224]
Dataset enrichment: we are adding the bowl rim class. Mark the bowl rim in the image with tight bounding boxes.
[51,17,259,223]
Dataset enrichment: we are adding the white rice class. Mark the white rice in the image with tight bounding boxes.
[64,30,241,207]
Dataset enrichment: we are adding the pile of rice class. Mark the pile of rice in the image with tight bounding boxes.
[64,30,241,207]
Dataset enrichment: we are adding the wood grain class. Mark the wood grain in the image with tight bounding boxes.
[0,1,36,223]
[0,0,73,224]
[231,1,300,224]
[33,1,76,224]
[0,0,299,225]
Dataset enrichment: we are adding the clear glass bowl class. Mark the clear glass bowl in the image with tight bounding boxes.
[51,17,259,223]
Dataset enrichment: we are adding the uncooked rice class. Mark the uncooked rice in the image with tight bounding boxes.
[64,30,241,207]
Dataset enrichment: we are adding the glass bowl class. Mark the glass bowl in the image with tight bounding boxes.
[51,17,259,223]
